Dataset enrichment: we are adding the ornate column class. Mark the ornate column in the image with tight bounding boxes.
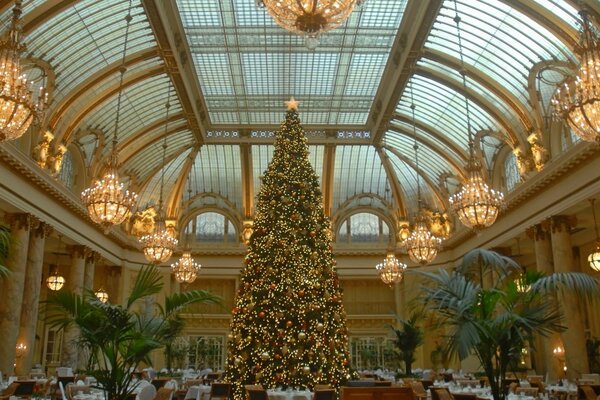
[0,213,31,374]
[550,216,589,378]
[527,222,561,382]
[15,220,52,375]
[83,250,98,291]
[60,245,86,369]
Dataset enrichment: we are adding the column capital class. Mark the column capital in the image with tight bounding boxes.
[550,215,577,233]
[4,213,30,230]
[85,249,101,263]
[67,245,88,259]
[30,219,53,239]
[526,221,552,241]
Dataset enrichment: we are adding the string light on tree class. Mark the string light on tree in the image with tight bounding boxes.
[224,98,354,399]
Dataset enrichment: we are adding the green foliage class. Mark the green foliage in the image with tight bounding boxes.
[389,313,424,375]
[587,337,600,373]
[46,265,220,400]
[420,248,600,400]
[0,224,12,278]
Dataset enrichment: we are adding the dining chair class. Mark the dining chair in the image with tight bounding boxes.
[409,381,427,400]
[431,388,453,400]
[138,384,158,400]
[209,383,231,400]
[580,385,597,400]
[66,384,91,400]
[452,393,478,400]
[313,389,335,400]
[515,387,539,397]
[0,382,19,400]
[155,387,175,400]
[245,388,268,400]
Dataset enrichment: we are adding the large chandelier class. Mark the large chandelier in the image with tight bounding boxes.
[448,2,504,230]
[552,9,600,143]
[259,0,362,49]
[95,288,109,303]
[406,216,443,265]
[81,3,137,231]
[589,198,600,272]
[375,253,407,286]
[404,84,443,265]
[0,1,47,142]
[139,90,178,263]
[171,251,201,284]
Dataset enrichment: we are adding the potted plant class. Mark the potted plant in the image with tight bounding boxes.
[389,312,424,376]
[419,248,599,400]
[47,265,220,400]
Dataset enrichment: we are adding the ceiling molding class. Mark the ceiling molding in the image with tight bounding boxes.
[165,147,199,220]
[376,146,407,219]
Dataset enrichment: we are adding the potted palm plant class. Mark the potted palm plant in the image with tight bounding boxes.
[389,312,424,376]
[46,265,220,400]
[420,248,599,400]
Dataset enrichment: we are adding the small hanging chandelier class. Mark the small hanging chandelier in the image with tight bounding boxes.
[258,0,363,49]
[46,264,65,291]
[139,88,178,263]
[448,1,504,230]
[552,8,600,143]
[515,275,531,293]
[95,288,109,303]
[588,198,600,272]
[0,0,47,142]
[404,84,443,265]
[81,2,137,232]
[171,251,201,284]
[375,253,407,286]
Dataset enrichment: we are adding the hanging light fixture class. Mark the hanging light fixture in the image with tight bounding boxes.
[403,83,443,265]
[552,8,600,143]
[375,253,407,286]
[139,87,178,263]
[588,198,600,272]
[171,165,201,283]
[81,1,137,232]
[95,288,109,303]
[0,0,47,142]
[258,0,363,49]
[46,235,65,291]
[448,1,504,230]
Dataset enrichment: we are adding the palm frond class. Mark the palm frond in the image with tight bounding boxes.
[126,265,163,308]
[458,248,521,282]
[530,272,600,302]
[162,289,221,318]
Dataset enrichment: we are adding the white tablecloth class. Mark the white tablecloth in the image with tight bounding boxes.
[185,385,211,400]
[266,389,312,400]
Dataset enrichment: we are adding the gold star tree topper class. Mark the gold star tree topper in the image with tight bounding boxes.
[285,97,299,110]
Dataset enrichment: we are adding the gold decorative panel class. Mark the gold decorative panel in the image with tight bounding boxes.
[340,279,395,315]
[185,278,236,315]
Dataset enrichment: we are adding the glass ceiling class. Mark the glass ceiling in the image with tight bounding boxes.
[176,0,407,125]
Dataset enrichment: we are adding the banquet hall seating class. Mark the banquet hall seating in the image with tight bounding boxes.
[514,387,538,397]
[452,393,477,400]
[155,387,175,400]
[138,384,158,400]
[340,386,414,400]
[209,383,231,400]
[0,382,19,400]
[65,384,91,400]
[245,386,268,400]
[409,381,427,400]
[579,385,597,400]
[431,388,452,400]
[313,389,335,400]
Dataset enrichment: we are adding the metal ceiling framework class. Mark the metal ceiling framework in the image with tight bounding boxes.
[2,0,595,236]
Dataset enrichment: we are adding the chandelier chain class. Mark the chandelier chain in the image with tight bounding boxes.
[110,0,134,165]
[158,85,172,212]
[453,0,475,157]
[409,80,421,209]
[592,198,600,242]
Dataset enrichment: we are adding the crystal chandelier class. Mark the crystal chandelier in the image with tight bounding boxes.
[404,84,443,265]
[258,0,362,49]
[375,253,407,286]
[589,198,600,272]
[0,0,47,142]
[81,3,137,232]
[552,9,600,143]
[139,89,178,263]
[448,2,504,230]
[172,251,202,284]
[95,288,109,303]
[515,274,531,293]
[46,264,65,291]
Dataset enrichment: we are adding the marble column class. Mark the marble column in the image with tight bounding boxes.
[528,222,561,382]
[15,221,52,376]
[60,245,86,369]
[550,216,589,378]
[83,251,97,292]
[0,214,31,375]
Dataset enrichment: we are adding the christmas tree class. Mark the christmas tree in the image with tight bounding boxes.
[224,99,353,399]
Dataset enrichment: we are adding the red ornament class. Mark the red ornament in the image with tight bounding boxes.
[309,231,316,237]
[298,289,305,297]
[259,311,266,318]
[232,307,239,314]
[270,283,277,290]
[286,320,293,328]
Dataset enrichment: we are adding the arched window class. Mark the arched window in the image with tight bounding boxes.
[337,212,390,243]
[185,212,237,243]
[503,152,520,192]
[58,151,74,190]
